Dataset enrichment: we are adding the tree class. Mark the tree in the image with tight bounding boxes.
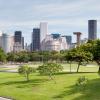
[18,65,35,81]
[0,48,6,63]
[65,51,74,72]
[80,40,100,72]
[38,63,63,82]
[65,48,93,72]
[17,52,30,63]
[7,52,17,63]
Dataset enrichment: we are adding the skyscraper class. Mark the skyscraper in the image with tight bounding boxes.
[88,20,97,40]
[2,34,14,53]
[14,31,22,43]
[32,28,40,51]
[62,35,72,44]
[22,37,24,49]
[40,22,48,42]
[14,31,23,52]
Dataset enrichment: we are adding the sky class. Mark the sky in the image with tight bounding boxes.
[0,0,100,44]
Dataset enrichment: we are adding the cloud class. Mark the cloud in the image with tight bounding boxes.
[0,0,100,43]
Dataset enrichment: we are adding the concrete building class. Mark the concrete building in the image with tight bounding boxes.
[13,42,23,52]
[2,34,14,53]
[41,34,68,51]
[32,28,40,51]
[65,36,72,45]
[40,22,48,43]
[60,37,68,50]
[88,20,97,40]
[14,31,24,52]
[73,32,82,46]
[22,37,24,49]
[14,31,22,43]
[0,32,2,48]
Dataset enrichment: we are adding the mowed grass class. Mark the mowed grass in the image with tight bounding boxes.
[0,72,100,100]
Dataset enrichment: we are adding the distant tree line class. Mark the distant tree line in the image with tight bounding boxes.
[0,39,100,73]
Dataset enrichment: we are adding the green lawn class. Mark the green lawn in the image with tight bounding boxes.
[0,72,100,100]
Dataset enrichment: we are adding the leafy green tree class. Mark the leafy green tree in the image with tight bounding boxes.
[7,52,17,63]
[38,63,63,81]
[18,65,35,81]
[80,40,100,72]
[65,51,74,72]
[73,48,93,72]
[16,52,30,63]
[65,47,93,72]
[0,48,6,63]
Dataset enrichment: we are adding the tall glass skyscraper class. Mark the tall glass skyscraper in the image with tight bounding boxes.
[32,28,40,51]
[14,31,22,43]
[88,20,97,40]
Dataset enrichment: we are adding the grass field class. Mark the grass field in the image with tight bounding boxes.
[0,72,100,100]
[0,62,99,72]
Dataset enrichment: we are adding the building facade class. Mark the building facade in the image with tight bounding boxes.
[14,31,23,52]
[2,34,14,53]
[40,22,48,43]
[14,31,22,43]
[88,20,97,40]
[32,28,40,51]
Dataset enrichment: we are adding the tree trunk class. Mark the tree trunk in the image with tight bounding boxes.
[77,62,81,73]
[26,73,29,81]
[70,61,72,73]
[96,60,100,72]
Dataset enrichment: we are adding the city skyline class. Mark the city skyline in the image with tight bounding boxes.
[0,0,100,43]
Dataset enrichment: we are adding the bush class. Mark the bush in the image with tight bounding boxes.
[18,65,35,81]
[76,76,88,87]
[38,63,63,82]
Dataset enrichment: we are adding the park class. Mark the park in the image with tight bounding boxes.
[0,40,100,100]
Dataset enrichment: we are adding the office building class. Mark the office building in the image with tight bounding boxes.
[0,32,2,48]
[32,28,40,51]
[73,32,82,46]
[2,34,14,53]
[14,31,23,52]
[40,22,48,42]
[14,31,22,43]
[22,37,24,49]
[41,34,68,51]
[88,20,97,40]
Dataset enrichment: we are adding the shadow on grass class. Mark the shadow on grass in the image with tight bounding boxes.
[0,78,48,89]
[53,78,100,100]
[54,72,97,76]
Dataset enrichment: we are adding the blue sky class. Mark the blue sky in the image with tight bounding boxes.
[0,0,100,44]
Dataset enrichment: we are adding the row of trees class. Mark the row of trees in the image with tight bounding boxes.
[0,39,100,73]
[65,39,100,72]
[18,63,63,82]
[0,50,66,63]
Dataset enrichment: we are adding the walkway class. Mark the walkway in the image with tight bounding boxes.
[0,97,11,100]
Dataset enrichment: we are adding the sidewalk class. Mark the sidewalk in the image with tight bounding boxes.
[0,97,11,100]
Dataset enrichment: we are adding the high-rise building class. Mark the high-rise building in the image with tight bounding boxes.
[2,34,14,53]
[32,28,40,51]
[88,20,97,40]
[22,37,24,49]
[14,31,23,52]
[0,32,2,48]
[62,35,72,44]
[73,32,82,46]
[14,31,22,43]
[40,22,48,42]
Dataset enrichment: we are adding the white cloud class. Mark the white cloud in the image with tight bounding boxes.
[0,0,100,43]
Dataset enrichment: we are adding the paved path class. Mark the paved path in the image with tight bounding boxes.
[0,97,11,100]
